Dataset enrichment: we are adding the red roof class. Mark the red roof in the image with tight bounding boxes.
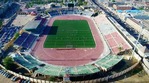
[117,6,132,10]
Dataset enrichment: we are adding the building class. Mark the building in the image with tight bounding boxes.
[0,4,9,16]
[113,4,132,10]
[133,0,149,9]
[23,20,41,31]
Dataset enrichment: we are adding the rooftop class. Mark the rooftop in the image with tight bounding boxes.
[23,20,41,30]
[12,15,35,26]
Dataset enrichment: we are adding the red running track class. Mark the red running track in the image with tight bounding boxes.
[31,15,104,66]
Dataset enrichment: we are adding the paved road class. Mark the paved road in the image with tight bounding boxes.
[92,0,149,49]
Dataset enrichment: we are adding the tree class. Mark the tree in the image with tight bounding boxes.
[3,56,15,70]
[78,0,83,6]
[49,76,57,81]
[138,7,144,10]
[118,45,123,53]
[14,32,20,40]
[110,0,115,2]
[83,1,88,5]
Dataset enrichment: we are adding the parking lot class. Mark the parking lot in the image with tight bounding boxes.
[0,69,32,83]
[0,73,17,83]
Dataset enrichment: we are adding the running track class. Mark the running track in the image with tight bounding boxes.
[31,15,104,66]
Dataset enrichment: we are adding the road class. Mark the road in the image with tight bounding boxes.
[91,0,149,49]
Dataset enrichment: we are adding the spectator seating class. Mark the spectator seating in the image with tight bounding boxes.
[23,55,41,65]
[22,34,37,49]
[12,54,42,70]
[95,55,123,70]
[14,32,29,46]
[14,32,37,49]
[61,10,67,14]
[35,65,62,76]
[34,55,123,76]
[11,53,123,76]
[49,11,60,17]
[12,54,37,70]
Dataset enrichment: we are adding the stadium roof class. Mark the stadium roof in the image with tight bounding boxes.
[23,20,41,30]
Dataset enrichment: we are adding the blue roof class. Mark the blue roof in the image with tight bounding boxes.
[117,10,143,13]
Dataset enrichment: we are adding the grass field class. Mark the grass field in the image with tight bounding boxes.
[44,20,95,48]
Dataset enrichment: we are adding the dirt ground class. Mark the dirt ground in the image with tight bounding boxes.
[115,64,149,83]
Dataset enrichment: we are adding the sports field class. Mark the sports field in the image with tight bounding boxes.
[44,20,95,48]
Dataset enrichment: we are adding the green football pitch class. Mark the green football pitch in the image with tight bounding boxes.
[44,20,95,48]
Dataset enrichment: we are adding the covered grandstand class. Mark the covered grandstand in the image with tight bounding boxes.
[48,8,94,17]
[49,10,60,17]
[23,20,41,30]
[9,53,123,77]
[10,53,42,72]
[34,54,123,77]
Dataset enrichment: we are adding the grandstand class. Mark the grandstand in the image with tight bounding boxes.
[23,20,41,30]
[60,8,80,15]
[10,53,42,71]
[48,8,93,17]
[27,18,47,34]
[94,15,132,54]
[49,10,60,17]
[22,34,37,49]
[22,18,46,35]
[14,32,38,50]
[11,53,38,70]
[31,55,123,77]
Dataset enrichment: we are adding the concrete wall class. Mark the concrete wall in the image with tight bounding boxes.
[125,18,149,41]
[142,59,149,76]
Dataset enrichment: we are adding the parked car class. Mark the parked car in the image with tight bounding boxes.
[6,73,13,78]
[11,76,20,82]
[18,79,25,83]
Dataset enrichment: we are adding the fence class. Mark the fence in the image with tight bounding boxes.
[0,60,140,83]
[71,61,140,83]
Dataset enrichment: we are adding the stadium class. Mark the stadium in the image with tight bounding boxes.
[8,7,133,82]
[0,0,148,82]
[32,15,105,66]
[0,3,138,82]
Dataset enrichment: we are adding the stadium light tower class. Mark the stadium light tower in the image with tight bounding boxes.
[131,20,144,59]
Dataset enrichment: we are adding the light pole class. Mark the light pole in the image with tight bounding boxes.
[131,21,144,60]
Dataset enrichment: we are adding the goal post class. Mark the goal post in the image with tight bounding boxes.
[66,45,73,48]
